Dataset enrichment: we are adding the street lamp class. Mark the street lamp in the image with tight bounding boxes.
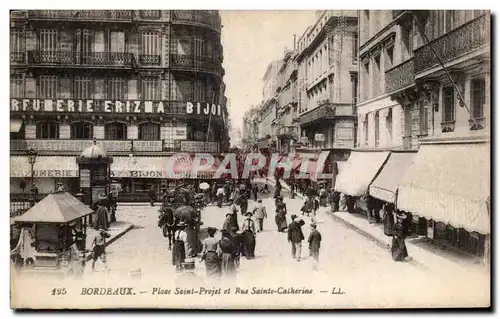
[27,148,38,207]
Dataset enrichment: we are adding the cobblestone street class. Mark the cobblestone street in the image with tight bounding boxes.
[74,189,488,308]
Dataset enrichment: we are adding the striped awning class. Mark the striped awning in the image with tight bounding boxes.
[10,119,23,133]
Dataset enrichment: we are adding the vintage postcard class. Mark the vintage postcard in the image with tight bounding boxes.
[9,9,490,309]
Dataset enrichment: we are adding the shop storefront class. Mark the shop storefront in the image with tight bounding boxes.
[334,150,390,214]
[397,141,490,260]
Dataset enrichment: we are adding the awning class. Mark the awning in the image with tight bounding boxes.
[10,119,23,133]
[397,142,490,234]
[10,156,79,178]
[334,151,390,196]
[111,157,168,178]
[369,152,416,203]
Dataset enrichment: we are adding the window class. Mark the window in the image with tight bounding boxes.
[109,31,125,52]
[38,75,58,98]
[373,55,381,96]
[194,36,204,57]
[384,44,394,70]
[39,29,58,52]
[74,76,93,99]
[442,87,455,122]
[139,122,160,140]
[10,28,24,53]
[105,122,127,140]
[419,100,429,135]
[363,115,368,143]
[351,73,358,105]
[141,77,159,100]
[374,111,380,147]
[141,32,159,55]
[352,32,358,63]
[10,75,24,98]
[194,79,206,101]
[471,78,485,119]
[402,22,413,59]
[36,121,59,139]
[71,122,93,139]
[444,10,455,33]
[108,77,126,100]
[386,108,393,139]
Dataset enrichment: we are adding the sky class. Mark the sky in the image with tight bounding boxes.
[220,10,318,144]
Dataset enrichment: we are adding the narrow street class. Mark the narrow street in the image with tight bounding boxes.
[77,186,488,308]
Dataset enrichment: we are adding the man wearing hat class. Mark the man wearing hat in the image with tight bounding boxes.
[56,182,65,192]
[288,215,305,262]
[241,212,256,259]
[91,228,111,271]
[253,199,267,232]
[172,221,188,272]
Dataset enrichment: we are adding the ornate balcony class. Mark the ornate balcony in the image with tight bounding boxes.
[139,10,161,19]
[469,117,486,131]
[139,55,161,65]
[27,10,133,22]
[171,10,221,32]
[386,58,415,94]
[299,103,355,126]
[170,54,222,76]
[10,52,25,64]
[414,14,490,74]
[441,121,456,133]
[27,51,136,69]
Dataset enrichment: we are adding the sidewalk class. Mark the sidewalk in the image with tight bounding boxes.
[267,177,489,279]
[324,209,489,279]
[84,221,133,262]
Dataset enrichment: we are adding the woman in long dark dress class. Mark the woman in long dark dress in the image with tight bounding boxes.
[241,212,256,259]
[275,197,288,232]
[201,227,220,277]
[172,222,188,271]
[219,230,236,278]
[391,212,409,262]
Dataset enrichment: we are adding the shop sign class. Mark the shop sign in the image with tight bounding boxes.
[11,140,131,152]
[186,102,222,117]
[11,99,222,116]
[132,141,162,152]
[180,141,219,153]
[315,134,325,142]
[11,169,79,178]
[174,128,187,139]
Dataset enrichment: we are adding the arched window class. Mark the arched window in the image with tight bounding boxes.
[374,111,380,147]
[105,122,127,140]
[36,121,59,139]
[71,121,93,139]
[139,122,160,140]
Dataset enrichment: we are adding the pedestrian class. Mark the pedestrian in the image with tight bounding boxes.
[201,227,221,278]
[275,196,288,232]
[307,223,322,270]
[219,230,236,278]
[313,196,320,219]
[300,195,313,217]
[238,192,248,216]
[290,181,295,199]
[229,226,242,269]
[93,197,109,231]
[149,185,156,206]
[253,199,267,232]
[287,215,305,262]
[319,186,327,207]
[391,211,409,262]
[216,185,225,208]
[252,184,258,201]
[339,193,347,211]
[57,182,64,192]
[222,213,233,232]
[172,221,188,272]
[228,200,240,231]
[274,179,282,199]
[241,212,256,259]
[263,184,270,195]
[91,229,111,271]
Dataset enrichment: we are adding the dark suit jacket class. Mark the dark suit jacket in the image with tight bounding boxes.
[288,220,305,243]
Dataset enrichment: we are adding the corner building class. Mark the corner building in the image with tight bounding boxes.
[10,10,229,201]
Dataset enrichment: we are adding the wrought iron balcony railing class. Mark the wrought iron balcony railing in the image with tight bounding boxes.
[299,103,356,126]
[10,52,25,64]
[170,54,222,75]
[139,55,161,65]
[27,51,136,68]
[414,14,490,74]
[28,10,133,22]
[385,58,415,94]
[172,10,221,31]
[139,10,161,19]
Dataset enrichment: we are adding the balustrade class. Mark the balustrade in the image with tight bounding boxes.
[27,51,135,68]
[414,14,490,73]
[28,10,133,21]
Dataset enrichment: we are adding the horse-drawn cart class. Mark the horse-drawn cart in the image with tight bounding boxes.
[11,192,94,277]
